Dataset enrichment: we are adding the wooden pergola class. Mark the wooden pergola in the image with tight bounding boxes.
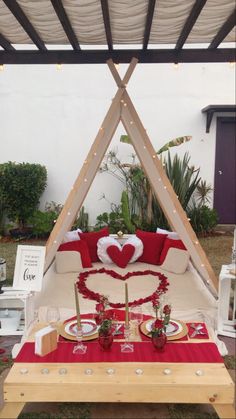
[0,0,235,64]
[0,0,235,288]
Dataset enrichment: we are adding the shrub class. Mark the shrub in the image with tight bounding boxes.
[187,204,218,235]
[30,210,57,238]
[0,162,47,230]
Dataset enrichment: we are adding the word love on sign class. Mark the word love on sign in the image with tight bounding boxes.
[13,245,46,292]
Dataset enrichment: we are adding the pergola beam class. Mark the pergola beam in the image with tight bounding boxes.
[0,48,235,64]
[143,0,156,50]
[0,33,15,51]
[175,0,207,50]
[51,0,80,51]
[208,9,236,49]
[3,0,46,51]
[101,0,113,51]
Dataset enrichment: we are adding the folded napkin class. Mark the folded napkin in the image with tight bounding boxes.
[187,323,209,339]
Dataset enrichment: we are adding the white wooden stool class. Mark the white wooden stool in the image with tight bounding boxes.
[218,265,236,338]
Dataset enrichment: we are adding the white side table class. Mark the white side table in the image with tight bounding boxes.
[218,265,236,338]
[0,287,35,335]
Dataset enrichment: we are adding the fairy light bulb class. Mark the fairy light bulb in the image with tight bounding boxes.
[56,63,62,70]
[173,63,179,69]
[0,64,4,71]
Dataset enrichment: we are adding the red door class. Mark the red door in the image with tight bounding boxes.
[214,117,236,224]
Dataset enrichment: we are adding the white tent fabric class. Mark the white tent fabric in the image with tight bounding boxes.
[0,0,235,46]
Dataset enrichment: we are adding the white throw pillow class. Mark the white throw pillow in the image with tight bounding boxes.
[63,228,82,243]
[160,247,190,274]
[97,236,121,264]
[125,236,143,263]
[55,251,83,273]
[156,227,179,240]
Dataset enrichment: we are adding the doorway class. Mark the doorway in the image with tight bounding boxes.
[214,117,236,224]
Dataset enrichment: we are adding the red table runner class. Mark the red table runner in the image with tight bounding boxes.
[15,342,223,364]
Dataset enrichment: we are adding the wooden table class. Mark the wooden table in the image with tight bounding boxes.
[0,323,235,419]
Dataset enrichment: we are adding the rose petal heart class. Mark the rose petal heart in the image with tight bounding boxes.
[107,244,135,268]
[77,268,169,308]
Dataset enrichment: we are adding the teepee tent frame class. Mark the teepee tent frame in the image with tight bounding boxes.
[45,58,218,295]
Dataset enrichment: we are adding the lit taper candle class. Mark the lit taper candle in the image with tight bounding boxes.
[74,283,81,328]
[125,283,129,326]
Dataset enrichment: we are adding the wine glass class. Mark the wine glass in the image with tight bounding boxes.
[46,306,60,328]
[130,305,143,326]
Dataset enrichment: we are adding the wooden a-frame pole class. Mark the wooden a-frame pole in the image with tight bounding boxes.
[45,59,138,272]
[108,60,218,294]
[45,58,218,295]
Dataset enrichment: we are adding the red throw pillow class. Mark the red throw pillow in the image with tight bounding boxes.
[58,240,92,268]
[159,238,186,265]
[79,228,109,262]
[136,230,167,265]
[107,244,135,268]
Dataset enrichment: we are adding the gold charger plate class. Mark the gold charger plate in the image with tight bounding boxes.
[59,320,98,342]
[140,318,188,341]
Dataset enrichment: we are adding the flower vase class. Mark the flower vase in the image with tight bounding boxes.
[152,332,167,352]
[98,331,113,351]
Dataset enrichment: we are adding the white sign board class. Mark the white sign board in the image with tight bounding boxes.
[13,245,46,292]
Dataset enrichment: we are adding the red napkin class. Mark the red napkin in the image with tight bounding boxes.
[187,323,209,339]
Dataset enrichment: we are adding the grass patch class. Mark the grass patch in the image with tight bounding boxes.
[199,236,232,277]
[224,355,236,370]
[168,404,218,419]
[0,355,13,374]
[19,403,91,419]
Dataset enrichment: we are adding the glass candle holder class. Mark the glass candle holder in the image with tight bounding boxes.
[73,325,87,354]
[121,324,134,353]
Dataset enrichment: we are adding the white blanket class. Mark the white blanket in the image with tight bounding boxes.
[29,261,226,356]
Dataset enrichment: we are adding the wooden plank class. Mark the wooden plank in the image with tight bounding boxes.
[0,402,25,419]
[1,49,235,65]
[3,363,234,404]
[44,87,123,272]
[121,90,218,294]
[107,57,138,87]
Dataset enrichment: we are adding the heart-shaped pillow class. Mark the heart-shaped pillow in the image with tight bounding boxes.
[97,235,143,267]
[107,244,135,268]
[97,236,121,264]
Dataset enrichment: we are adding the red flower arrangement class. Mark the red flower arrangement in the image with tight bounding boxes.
[94,295,114,337]
[76,268,169,308]
[151,303,172,336]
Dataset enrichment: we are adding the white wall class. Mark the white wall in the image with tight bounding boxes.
[0,62,235,225]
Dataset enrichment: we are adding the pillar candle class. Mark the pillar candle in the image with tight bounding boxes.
[125,283,129,326]
[74,283,81,328]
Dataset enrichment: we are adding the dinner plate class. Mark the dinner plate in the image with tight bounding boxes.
[65,319,98,337]
[145,319,183,337]
[140,318,188,341]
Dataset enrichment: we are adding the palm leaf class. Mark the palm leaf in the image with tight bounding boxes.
[120,135,192,154]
